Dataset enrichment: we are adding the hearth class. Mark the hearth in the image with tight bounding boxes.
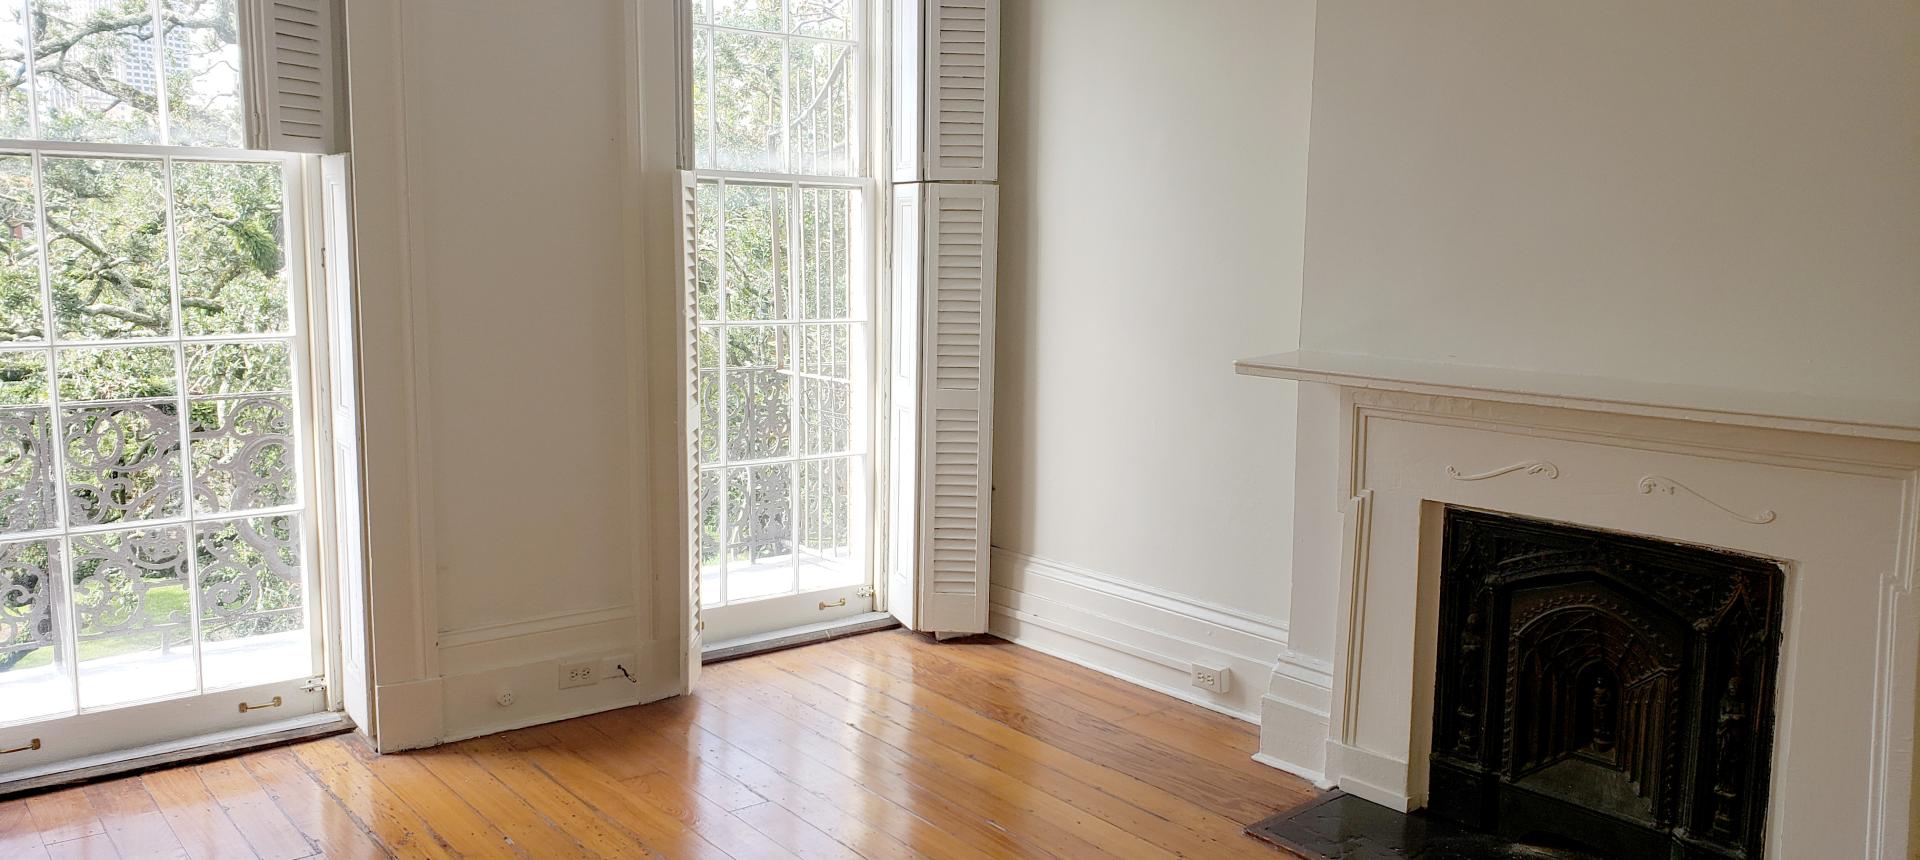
[1427,508,1784,859]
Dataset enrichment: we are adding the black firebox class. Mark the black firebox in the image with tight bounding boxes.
[1427,508,1783,860]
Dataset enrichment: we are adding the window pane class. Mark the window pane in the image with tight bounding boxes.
[32,0,162,144]
[0,537,66,724]
[190,394,294,514]
[63,400,183,526]
[798,323,850,456]
[0,156,44,343]
[57,344,175,401]
[0,5,30,137]
[695,180,721,321]
[196,514,306,689]
[725,325,789,461]
[160,0,244,147]
[0,405,56,534]
[691,28,712,169]
[0,350,49,406]
[185,341,292,396]
[71,525,194,708]
[726,463,792,599]
[789,40,852,176]
[788,0,850,39]
[712,0,780,32]
[797,456,857,591]
[709,30,784,172]
[697,468,721,606]
[696,330,719,465]
[796,186,851,319]
[43,156,170,341]
[723,183,787,321]
[173,161,289,336]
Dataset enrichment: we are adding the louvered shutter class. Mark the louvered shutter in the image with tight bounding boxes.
[913,184,996,634]
[676,170,704,688]
[923,0,997,180]
[242,0,345,153]
[894,0,998,181]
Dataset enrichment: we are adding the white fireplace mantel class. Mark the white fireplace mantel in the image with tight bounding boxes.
[1239,353,1920,859]
[1236,349,1920,444]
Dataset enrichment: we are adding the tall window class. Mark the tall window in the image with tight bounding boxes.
[0,0,313,726]
[690,0,869,611]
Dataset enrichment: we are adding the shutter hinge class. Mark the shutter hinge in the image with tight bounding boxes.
[303,676,328,693]
[856,585,875,598]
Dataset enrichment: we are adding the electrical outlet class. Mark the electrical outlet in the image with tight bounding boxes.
[559,661,596,689]
[1190,662,1231,694]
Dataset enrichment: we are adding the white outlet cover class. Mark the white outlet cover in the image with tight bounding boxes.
[559,661,596,689]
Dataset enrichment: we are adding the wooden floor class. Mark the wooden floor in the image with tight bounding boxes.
[0,629,1318,858]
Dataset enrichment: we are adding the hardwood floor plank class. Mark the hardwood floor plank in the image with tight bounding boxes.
[0,797,54,860]
[195,758,319,860]
[83,779,190,860]
[512,741,755,860]
[408,746,597,859]
[447,736,661,859]
[43,831,119,860]
[27,786,107,845]
[606,705,953,860]
[139,769,258,860]
[243,749,390,860]
[574,712,768,812]
[730,801,862,860]
[292,740,458,860]
[352,749,528,859]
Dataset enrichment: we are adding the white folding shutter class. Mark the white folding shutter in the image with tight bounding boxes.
[886,184,923,628]
[242,0,344,153]
[319,154,371,730]
[890,0,924,183]
[676,170,704,689]
[922,0,998,181]
[914,184,996,634]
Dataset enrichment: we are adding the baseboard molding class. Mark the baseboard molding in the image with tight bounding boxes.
[987,548,1288,724]
[1257,648,1335,785]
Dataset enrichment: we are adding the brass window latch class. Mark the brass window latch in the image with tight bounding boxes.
[239,696,284,714]
[0,738,40,755]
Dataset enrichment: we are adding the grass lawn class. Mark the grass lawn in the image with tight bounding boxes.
[3,587,194,672]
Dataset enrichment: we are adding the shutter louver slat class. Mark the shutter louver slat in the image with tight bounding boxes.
[677,171,703,688]
[244,0,342,153]
[914,184,996,633]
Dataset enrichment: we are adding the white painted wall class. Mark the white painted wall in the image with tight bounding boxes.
[346,0,679,748]
[991,0,1316,717]
[1297,1,1920,398]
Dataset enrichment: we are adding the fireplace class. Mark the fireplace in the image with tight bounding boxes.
[1428,507,1784,859]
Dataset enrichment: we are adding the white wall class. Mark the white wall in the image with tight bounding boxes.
[347,0,679,748]
[1297,1,1920,398]
[991,0,1316,720]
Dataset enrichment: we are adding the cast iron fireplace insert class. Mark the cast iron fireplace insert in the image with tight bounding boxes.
[1427,507,1783,859]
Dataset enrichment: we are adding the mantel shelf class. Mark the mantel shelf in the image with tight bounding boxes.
[1236,350,1920,444]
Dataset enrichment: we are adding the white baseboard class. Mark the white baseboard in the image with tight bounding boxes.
[1257,649,1335,786]
[986,548,1288,724]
